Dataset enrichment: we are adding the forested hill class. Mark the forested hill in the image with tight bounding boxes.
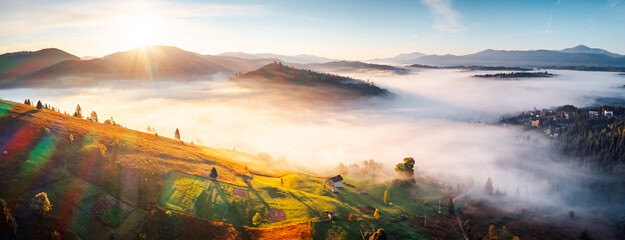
[558,106,625,174]
[232,63,393,100]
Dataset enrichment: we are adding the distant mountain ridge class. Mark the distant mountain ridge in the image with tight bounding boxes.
[0,48,79,80]
[0,46,274,88]
[559,45,622,58]
[368,52,427,64]
[373,45,625,67]
[218,52,338,64]
[413,48,625,67]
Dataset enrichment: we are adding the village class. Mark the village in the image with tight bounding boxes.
[501,105,617,138]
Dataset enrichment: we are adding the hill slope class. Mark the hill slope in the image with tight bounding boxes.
[3,46,273,88]
[231,63,393,102]
[0,99,440,240]
[0,48,79,81]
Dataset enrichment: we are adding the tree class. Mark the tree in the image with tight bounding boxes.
[374,208,380,219]
[364,228,387,240]
[147,126,152,132]
[463,220,472,238]
[395,157,416,177]
[280,178,284,186]
[0,199,17,237]
[99,144,107,156]
[108,231,117,240]
[252,212,262,225]
[484,177,494,195]
[24,99,30,105]
[384,190,390,205]
[89,111,98,122]
[486,224,498,240]
[31,192,52,215]
[36,100,43,109]
[73,104,82,118]
[210,167,218,179]
[174,128,181,140]
[448,197,455,214]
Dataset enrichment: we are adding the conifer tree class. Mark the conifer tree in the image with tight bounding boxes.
[484,177,494,195]
[174,128,181,140]
[36,100,43,109]
[374,208,380,219]
[90,111,98,122]
[73,104,82,118]
[210,167,218,179]
[384,190,390,205]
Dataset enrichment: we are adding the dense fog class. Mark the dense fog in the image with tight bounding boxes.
[2,69,625,209]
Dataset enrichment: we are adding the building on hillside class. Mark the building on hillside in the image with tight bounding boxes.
[531,120,540,127]
[589,108,599,117]
[326,175,343,188]
[326,212,337,220]
[605,109,614,117]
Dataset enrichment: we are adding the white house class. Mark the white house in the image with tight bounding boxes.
[605,109,614,117]
[326,175,343,188]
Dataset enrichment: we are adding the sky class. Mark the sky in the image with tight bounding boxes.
[0,0,624,60]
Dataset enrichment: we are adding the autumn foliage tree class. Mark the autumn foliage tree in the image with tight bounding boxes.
[252,212,262,225]
[31,192,52,215]
[395,157,415,177]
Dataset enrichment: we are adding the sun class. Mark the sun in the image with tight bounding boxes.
[126,12,158,47]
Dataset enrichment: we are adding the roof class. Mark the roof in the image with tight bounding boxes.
[327,175,343,182]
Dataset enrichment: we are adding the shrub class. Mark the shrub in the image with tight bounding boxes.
[252,212,262,225]
[31,192,52,215]
[374,209,380,219]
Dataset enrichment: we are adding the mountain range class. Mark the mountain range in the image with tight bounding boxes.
[217,52,337,64]
[374,45,625,67]
[1,44,624,88]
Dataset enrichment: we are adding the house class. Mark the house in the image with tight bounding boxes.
[589,108,599,117]
[326,212,337,220]
[605,109,614,117]
[531,120,540,127]
[326,175,343,188]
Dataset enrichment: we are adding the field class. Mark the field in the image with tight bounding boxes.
[0,99,453,239]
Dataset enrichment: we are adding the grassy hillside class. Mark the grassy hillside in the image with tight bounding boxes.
[0,99,450,239]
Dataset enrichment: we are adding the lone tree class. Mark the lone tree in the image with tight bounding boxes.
[174,128,181,140]
[484,177,494,195]
[252,212,262,225]
[73,104,82,118]
[209,167,218,179]
[447,197,454,214]
[384,190,390,205]
[89,111,98,122]
[31,192,52,215]
[395,157,416,177]
[374,208,380,219]
[36,100,43,109]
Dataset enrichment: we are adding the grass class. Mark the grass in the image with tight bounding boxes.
[0,99,447,239]
[158,171,441,239]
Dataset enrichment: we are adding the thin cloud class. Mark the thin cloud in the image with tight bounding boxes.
[420,0,465,32]
[545,14,553,33]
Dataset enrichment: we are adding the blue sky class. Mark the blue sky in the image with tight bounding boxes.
[0,0,624,60]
